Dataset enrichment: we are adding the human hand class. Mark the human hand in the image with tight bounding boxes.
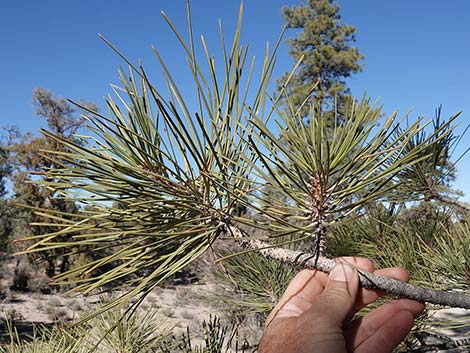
[258,257,425,353]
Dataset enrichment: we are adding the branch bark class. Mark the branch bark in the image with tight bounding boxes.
[431,193,470,213]
[226,225,470,310]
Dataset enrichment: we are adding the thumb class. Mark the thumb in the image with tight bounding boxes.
[308,263,359,326]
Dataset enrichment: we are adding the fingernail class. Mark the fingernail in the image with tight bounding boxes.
[329,263,355,282]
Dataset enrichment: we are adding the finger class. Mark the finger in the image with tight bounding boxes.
[344,299,425,353]
[337,257,375,274]
[305,262,360,326]
[266,258,375,326]
[301,256,374,289]
[353,310,415,353]
[265,269,324,326]
[354,267,410,312]
[280,257,374,296]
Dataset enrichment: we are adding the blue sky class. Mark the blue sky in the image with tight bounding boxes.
[1,1,470,200]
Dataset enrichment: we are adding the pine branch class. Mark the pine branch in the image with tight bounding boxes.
[430,193,470,213]
[225,224,470,310]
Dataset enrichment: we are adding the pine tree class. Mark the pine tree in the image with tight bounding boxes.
[0,127,20,251]
[15,4,470,350]
[0,146,8,199]
[279,0,363,119]
[0,142,11,249]
[8,88,96,276]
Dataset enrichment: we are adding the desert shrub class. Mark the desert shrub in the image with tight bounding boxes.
[0,283,11,302]
[0,305,170,353]
[0,307,254,353]
[45,301,69,323]
[10,257,33,291]
[159,315,250,353]
[3,309,24,325]
[0,200,15,253]
[77,306,170,353]
[28,273,52,294]
[0,321,82,353]
[10,256,51,293]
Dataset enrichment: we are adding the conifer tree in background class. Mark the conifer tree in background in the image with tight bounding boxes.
[0,146,9,199]
[259,0,364,256]
[278,0,363,119]
[261,0,365,256]
[0,136,14,250]
[6,88,96,278]
[0,127,25,252]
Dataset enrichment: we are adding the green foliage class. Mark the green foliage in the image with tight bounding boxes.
[0,4,468,353]
[1,89,93,277]
[0,200,15,251]
[326,201,470,351]
[9,88,92,178]
[78,305,170,353]
[1,306,170,353]
[323,111,466,293]
[0,126,19,198]
[0,145,10,198]
[1,309,249,353]
[213,247,296,319]
[241,97,452,246]
[17,3,282,318]
[1,322,82,353]
[0,128,19,250]
[327,201,470,290]
[279,0,363,117]
[396,107,462,201]
[420,216,470,287]
[160,316,247,353]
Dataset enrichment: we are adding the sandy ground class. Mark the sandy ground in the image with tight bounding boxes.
[0,254,262,348]
[0,284,263,350]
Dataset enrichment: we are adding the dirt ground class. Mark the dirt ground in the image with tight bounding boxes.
[0,253,263,347]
